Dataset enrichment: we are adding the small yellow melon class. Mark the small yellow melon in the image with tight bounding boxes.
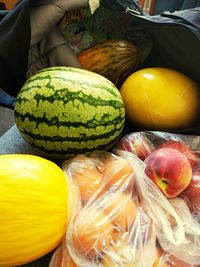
[0,154,69,266]
[120,68,200,130]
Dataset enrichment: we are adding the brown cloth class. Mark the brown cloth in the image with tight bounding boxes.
[27,0,89,77]
[0,0,89,97]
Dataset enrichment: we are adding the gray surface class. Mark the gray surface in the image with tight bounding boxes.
[0,124,43,156]
[0,106,15,137]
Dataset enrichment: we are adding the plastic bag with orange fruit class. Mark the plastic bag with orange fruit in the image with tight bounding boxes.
[114,131,200,265]
[49,152,157,267]
[152,246,200,267]
[49,241,77,267]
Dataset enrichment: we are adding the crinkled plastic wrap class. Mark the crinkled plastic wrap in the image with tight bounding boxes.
[115,131,200,265]
[116,131,200,167]
[50,152,157,267]
[49,132,200,266]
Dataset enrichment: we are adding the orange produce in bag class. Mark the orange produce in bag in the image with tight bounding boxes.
[49,242,78,267]
[62,155,103,204]
[50,152,157,267]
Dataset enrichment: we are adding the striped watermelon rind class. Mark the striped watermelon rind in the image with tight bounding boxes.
[14,67,125,158]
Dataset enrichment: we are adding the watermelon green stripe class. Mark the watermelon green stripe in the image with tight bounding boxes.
[20,133,121,156]
[23,74,116,87]
[14,67,125,159]
[22,68,117,86]
[20,126,123,151]
[20,77,119,98]
[16,93,123,108]
[15,110,124,128]
[15,104,124,124]
[20,67,120,95]
[14,96,124,124]
[36,66,116,78]
[17,121,124,142]
[15,115,124,139]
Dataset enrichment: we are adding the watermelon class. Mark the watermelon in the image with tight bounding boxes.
[14,67,125,158]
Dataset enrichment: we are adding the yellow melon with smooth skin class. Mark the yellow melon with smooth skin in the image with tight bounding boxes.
[0,154,69,267]
[120,67,200,130]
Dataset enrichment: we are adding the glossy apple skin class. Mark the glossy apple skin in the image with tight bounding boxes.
[144,148,192,198]
[157,140,198,169]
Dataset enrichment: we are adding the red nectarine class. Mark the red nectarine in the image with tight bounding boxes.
[145,148,192,198]
[116,133,154,161]
[157,140,198,169]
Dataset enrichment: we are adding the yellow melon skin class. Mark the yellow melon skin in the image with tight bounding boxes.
[120,67,200,130]
[0,154,69,267]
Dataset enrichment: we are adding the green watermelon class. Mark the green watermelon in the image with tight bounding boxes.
[14,67,125,158]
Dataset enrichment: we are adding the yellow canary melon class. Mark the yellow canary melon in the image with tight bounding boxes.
[120,67,200,130]
[0,154,69,267]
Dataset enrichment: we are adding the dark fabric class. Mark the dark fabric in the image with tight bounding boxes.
[20,252,52,267]
[132,8,200,85]
[0,0,30,97]
[0,2,6,10]
[0,10,8,18]
[182,0,200,10]
[161,8,200,29]
[0,89,15,109]
[0,0,84,104]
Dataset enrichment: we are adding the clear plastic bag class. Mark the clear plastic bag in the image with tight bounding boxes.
[116,131,200,170]
[153,246,199,267]
[179,171,200,223]
[49,132,200,266]
[115,131,200,265]
[116,131,200,219]
[49,241,78,267]
[50,152,157,267]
